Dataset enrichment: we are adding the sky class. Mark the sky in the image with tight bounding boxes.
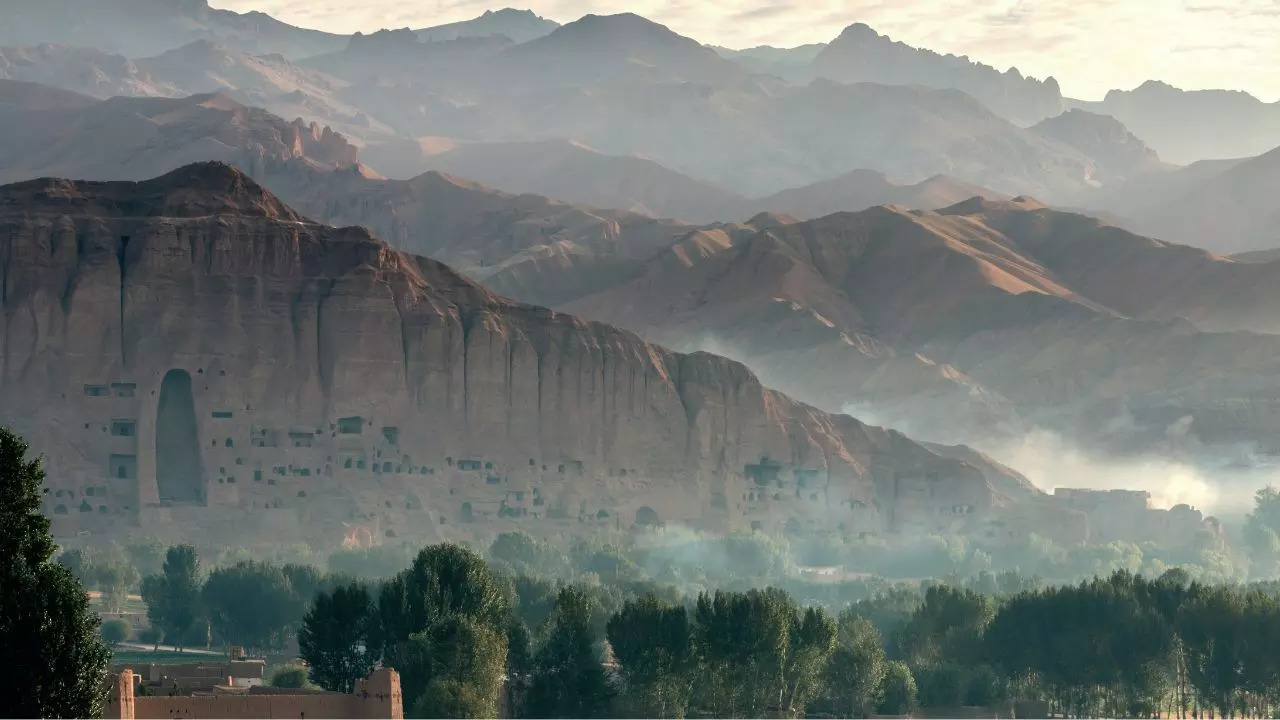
[212,0,1280,101]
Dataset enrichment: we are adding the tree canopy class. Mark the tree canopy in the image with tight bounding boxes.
[0,427,110,718]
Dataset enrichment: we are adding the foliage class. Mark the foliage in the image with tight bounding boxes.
[377,543,510,714]
[299,582,378,693]
[57,544,141,612]
[0,427,110,718]
[607,596,696,718]
[101,619,132,646]
[878,660,919,715]
[407,616,508,718]
[525,586,614,718]
[140,545,202,651]
[270,664,317,690]
[202,560,298,654]
[818,610,886,718]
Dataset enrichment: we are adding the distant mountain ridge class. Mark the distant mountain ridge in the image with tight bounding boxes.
[415,8,560,44]
[0,0,345,58]
[812,23,1064,126]
[1072,80,1280,164]
[0,81,359,186]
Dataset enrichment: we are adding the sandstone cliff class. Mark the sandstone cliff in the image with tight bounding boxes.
[0,163,1046,550]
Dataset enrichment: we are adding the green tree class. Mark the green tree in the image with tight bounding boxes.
[299,582,378,693]
[490,531,543,571]
[783,606,837,714]
[877,660,918,716]
[607,596,696,718]
[1180,585,1247,716]
[101,618,132,647]
[202,561,296,654]
[376,544,509,713]
[526,586,614,718]
[92,547,140,614]
[894,585,994,670]
[820,611,887,718]
[506,617,535,718]
[125,537,166,577]
[56,548,94,585]
[407,616,508,718]
[0,427,110,717]
[140,545,202,651]
[377,543,508,646]
[271,664,317,689]
[1245,487,1280,577]
[58,545,140,612]
[691,588,793,717]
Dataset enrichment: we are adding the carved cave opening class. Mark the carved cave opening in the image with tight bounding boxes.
[156,369,205,506]
[635,506,661,526]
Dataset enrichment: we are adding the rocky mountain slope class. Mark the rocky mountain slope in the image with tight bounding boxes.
[0,44,177,97]
[545,198,1280,459]
[409,76,1105,200]
[492,13,749,92]
[368,138,745,223]
[750,170,1006,221]
[1119,145,1280,255]
[711,44,826,82]
[261,166,695,307]
[1030,109,1171,186]
[369,138,1011,224]
[0,162,1062,549]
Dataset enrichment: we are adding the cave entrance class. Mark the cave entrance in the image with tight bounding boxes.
[156,369,205,505]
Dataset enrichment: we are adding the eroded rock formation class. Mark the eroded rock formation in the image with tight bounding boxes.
[0,163,1056,549]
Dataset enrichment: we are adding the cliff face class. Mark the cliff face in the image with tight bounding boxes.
[0,163,1035,549]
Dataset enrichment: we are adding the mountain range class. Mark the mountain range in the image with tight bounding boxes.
[5,79,1280,470]
[0,5,1211,209]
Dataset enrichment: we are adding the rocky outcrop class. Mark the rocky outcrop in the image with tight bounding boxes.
[0,163,1047,550]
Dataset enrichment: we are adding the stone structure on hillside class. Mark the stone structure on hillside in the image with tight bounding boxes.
[0,164,1073,549]
[104,667,402,719]
[1052,488,1224,551]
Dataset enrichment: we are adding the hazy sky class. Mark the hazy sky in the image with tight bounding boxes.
[213,0,1280,101]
